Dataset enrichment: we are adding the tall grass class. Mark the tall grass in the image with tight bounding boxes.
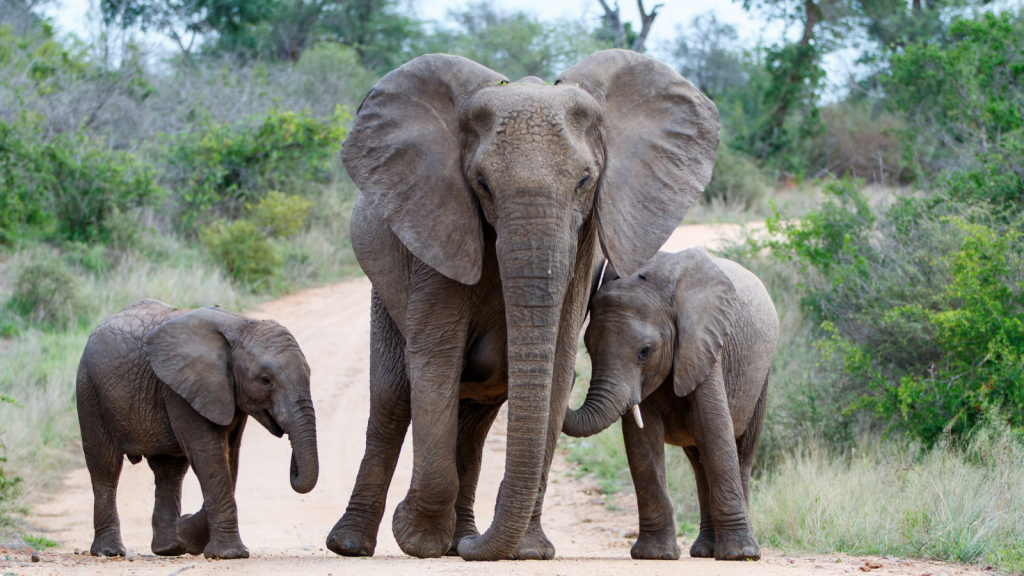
[753,424,1024,571]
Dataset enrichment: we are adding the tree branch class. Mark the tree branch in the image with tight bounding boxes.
[597,0,626,48]
[630,0,663,53]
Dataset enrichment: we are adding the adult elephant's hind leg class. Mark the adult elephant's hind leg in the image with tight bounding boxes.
[327,289,411,557]
[446,400,504,556]
[147,454,189,556]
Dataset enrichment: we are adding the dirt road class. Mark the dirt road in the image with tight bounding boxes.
[7,223,980,576]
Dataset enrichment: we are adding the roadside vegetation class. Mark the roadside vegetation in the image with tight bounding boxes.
[1,0,1021,568]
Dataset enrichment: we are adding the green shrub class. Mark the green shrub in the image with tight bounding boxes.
[760,177,1024,444]
[0,115,163,244]
[200,191,312,288]
[6,257,85,329]
[169,107,348,231]
[0,394,22,530]
[702,145,770,209]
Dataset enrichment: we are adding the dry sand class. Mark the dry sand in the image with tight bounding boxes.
[5,224,987,576]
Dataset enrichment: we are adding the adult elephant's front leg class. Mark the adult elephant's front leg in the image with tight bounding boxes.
[691,364,760,561]
[446,400,504,556]
[327,289,411,557]
[392,284,471,558]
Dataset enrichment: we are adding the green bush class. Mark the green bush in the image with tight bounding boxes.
[6,257,86,329]
[169,107,348,231]
[200,191,312,288]
[761,178,1024,444]
[0,115,163,244]
[0,394,22,530]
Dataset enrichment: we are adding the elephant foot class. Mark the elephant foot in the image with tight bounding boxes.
[689,530,715,558]
[203,537,249,560]
[326,514,378,557]
[392,497,455,558]
[90,531,126,557]
[446,526,479,557]
[713,530,759,561]
[631,527,680,560]
[176,512,210,556]
[508,524,555,560]
[151,535,184,557]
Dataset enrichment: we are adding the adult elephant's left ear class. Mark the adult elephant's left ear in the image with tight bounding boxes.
[341,55,508,285]
[557,50,720,277]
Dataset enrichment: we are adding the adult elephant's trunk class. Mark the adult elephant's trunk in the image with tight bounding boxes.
[286,398,319,494]
[562,377,634,438]
[458,189,573,561]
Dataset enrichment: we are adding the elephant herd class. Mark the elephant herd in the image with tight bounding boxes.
[75,49,779,564]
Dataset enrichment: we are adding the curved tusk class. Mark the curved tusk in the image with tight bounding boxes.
[631,404,644,429]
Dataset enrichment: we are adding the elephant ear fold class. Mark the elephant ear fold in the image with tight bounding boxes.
[341,54,508,286]
[557,50,720,277]
[668,248,738,397]
[145,307,249,426]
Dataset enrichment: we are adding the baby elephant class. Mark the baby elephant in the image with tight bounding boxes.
[564,247,777,561]
[77,299,318,559]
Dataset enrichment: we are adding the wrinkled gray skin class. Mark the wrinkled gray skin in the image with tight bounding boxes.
[77,299,318,560]
[564,248,778,561]
[327,50,720,561]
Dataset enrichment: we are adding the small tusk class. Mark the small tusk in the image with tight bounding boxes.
[631,404,644,429]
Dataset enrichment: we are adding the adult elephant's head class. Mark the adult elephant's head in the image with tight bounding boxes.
[341,49,719,560]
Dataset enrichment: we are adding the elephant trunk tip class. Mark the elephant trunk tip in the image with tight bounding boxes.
[290,451,318,494]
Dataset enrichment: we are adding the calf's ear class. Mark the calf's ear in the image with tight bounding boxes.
[145,307,249,426]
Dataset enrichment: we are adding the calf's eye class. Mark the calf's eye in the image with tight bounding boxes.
[637,344,652,363]
[261,375,272,386]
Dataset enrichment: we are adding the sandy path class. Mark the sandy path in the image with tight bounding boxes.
[9,223,981,575]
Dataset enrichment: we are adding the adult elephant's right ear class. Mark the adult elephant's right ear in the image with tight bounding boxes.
[145,308,250,426]
[557,50,720,278]
[341,55,508,285]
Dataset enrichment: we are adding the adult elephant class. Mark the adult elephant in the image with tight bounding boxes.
[327,49,719,562]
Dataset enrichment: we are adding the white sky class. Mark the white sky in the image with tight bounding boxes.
[43,0,860,97]
[44,0,790,55]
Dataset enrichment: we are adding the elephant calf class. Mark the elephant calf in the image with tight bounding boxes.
[76,299,318,559]
[564,247,778,561]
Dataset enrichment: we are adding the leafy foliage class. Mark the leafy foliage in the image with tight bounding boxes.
[200,191,312,288]
[763,178,1024,444]
[168,107,347,231]
[0,115,163,244]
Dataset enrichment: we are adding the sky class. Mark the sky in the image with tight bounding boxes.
[43,0,790,56]
[41,0,855,95]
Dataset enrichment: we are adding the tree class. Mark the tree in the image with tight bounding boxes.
[596,0,662,52]
[428,2,602,80]
[101,0,275,62]
[669,12,746,101]
[738,0,851,165]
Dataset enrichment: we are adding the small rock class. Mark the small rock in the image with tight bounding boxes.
[621,530,639,539]
[816,565,825,569]
[983,567,994,571]
[129,557,135,562]
[866,562,884,569]
[31,552,40,562]
[74,548,81,555]
[860,567,873,572]
[21,562,34,567]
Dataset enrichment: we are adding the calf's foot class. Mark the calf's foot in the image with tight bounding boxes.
[631,526,680,560]
[90,531,126,557]
[713,530,759,561]
[689,529,715,558]
[509,523,555,560]
[176,512,210,556]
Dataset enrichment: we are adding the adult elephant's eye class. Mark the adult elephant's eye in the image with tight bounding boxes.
[577,173,590,189]
[476,175,492,198]
[261,375,272,387]
[637,344,652,363]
